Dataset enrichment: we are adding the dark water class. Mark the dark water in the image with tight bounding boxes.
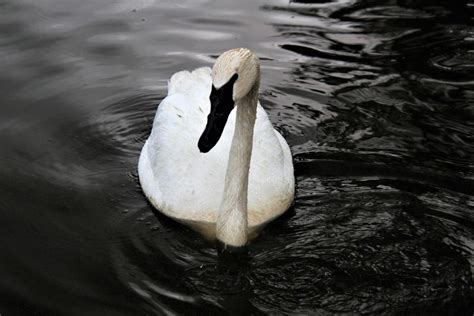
[1,0,474,314]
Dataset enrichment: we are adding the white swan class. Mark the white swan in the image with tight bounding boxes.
[138,48,295,247]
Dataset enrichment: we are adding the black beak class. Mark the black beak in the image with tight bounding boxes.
[198,73,238,153]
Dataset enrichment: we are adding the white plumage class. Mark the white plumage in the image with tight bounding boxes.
[139,50,294,245]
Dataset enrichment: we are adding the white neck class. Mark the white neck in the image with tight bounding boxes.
[216,91,257,247]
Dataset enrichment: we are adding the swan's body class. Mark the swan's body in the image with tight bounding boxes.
[139,49,294,247]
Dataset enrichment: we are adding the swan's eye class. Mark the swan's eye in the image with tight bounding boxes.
[210,86,218,102]
[210,85,217,97]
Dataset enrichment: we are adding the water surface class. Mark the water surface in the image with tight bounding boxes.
[1,0,474,314]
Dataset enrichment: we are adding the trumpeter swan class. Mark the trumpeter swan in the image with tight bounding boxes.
[138,48,294,247]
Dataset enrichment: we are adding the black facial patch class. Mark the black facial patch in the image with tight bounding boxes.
[198,73,239,153]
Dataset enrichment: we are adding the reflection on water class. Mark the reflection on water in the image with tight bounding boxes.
[0,0,473,314]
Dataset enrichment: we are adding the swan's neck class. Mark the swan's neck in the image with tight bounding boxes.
[216,92,257,247]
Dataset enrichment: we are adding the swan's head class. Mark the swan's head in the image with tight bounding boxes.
[198,48,260,153]
[211,48,260,101]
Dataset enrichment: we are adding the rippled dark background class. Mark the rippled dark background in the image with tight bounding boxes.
[1,0,474,314]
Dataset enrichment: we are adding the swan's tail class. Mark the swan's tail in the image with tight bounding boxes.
[168,67,212,101]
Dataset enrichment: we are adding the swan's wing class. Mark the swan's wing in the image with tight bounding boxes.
[140,67,228,221]
[150,66,213,161]
[247,105,295,225]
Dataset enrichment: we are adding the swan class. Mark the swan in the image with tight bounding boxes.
[138,48,295,248]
